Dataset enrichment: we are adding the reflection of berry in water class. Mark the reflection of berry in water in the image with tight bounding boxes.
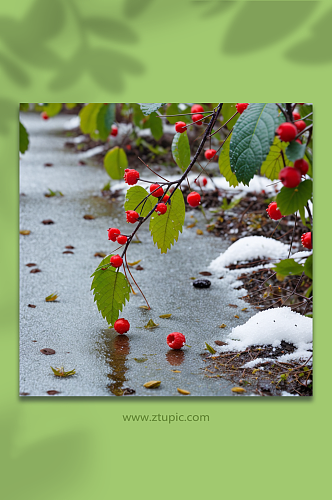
[113,334,130,355]
[166,350,185,366]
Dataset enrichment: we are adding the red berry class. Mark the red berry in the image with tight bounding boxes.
[124,168,140,185]
[162,194,170,203]
[114,318,130,334]
[236,103,249,114]
[41,112,49,120]
[187,191,201,207]
[150,183,164,197]
[110,125,118,136]
[175,121,186,133]
[126,210,139,223]
[155,203,167,215]
[279,167,302,188]
[276,122,297,142]
[296,139,302,144]
[301,232,312,250]
[126,144,132,150]
[295,120,306,133]
[195,177,208,187]
[294,159,309,176]
[205,149,217,160]
[299,103,304,105]
[266,202,284,220]
[191,104,204,113]
[116,234,128,245]
[107,227,121,242]
[110,254,123,268]
[293,111,301,120]
[192,113,204,126]
[167,332,186,350]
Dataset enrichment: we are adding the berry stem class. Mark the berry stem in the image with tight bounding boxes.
[209,112,238,137]
[295,124,313,139]
[276,104,288,121]
[138,157,170,182]
[158,111,214,118]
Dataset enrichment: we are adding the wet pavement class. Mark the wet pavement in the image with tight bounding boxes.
[20,113,256,396]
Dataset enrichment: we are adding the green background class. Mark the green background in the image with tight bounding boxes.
[1,0,328,497]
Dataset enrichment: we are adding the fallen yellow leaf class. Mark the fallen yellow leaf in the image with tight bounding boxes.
[159,314,172,319]
[196,229,203,235]
[177,388,191,395]
[219,324,227,328]
[128,260,141,266]
[45,293,58,302]
[172,370,181,373]
[144,380,161,389]
[232,387,246,393]
[20,230,31,235]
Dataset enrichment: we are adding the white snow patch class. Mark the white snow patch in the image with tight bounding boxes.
[64,116,80,130]
[209,236,288,272]
[291,250,312,262]
[214,307,312,365]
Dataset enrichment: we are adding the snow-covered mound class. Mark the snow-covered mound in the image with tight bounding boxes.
[216,307,313,364]
[209,236,288,272]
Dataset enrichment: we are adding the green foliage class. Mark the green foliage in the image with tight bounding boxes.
[79,103,103,135]
[19,121,29,154]
[124,185,152,217]
[91,255,131,326]
[260,137,292,180]
[276,179,313,216]
[139,103,166,116]
[229,103,280,185]
[272,258,304,276]
[285,141,306,162]
[43,103,62,117]
[130,103,145,127]
[218,135,239,187]
[20,103,29,112]
[172,131,190,172]
[149,188,185,253]
[96,103,116,140]
[104,146,128,180]
[147,111,163,140]
[66,103,78,109]
[304,255,313,280]
[221,103,239,130]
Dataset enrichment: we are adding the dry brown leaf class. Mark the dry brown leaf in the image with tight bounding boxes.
[83,214,95,220]
[94,252,106,258]
[219,324,227,328]
[139,305,150,310]
[232,387,246,393]
[186,222,196,228]
[177,388,191,395]
[20,230,31,235]
[143,380,161,389]
[159,314,172,319]
[196,229,203,235]
[234,315,239,319]
[241,307,248,311]
[228,304,238,308]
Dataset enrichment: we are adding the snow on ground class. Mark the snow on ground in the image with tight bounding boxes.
[214,307,313,365]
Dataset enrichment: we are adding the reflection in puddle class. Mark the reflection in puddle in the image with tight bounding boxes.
[166,350,185,366]
[102,334,135,396]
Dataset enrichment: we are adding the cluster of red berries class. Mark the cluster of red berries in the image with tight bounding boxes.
[278,158,309,188]
[108,227,128,245]
[175,104,205,133]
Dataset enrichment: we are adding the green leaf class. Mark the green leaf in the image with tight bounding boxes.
[124,185,152,217]
[205,342,216,354]
[43,103,62,117]
[139,103,166,116]
[304,255,313,280]
[165,103,180,124]
[148,111,163,140]
[229,103,280,185]
[218,135,239,187]
[272,259,304,276]
[104,147,128,180]
[172,130,190,172]
[91,255,131,326]
[130,103,145,127]
[66,103,77,109]
[261,137,292,180]
[20,103,29,112]
[79,103,103,135]
[222,103,239,130]
[276,179,313,216]
[149,188,185,253]
[19,121,29,154]
[144,319,159,329]
[96,103,115,141]
[285,141,306,162]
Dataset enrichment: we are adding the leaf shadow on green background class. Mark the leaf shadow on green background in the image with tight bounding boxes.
[220,1,318,55]
[123,0,155,18]
[191,0,236,18]
[285,6,332,64]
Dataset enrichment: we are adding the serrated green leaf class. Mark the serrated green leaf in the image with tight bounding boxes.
[229,103,280,185]
[79,103,103,135]
[19,121,29,154]
[172,131,190,172]
[304,255,313,280]
[261,137,292,180]
[276,179,313,216]
[222,103,239,130]
[149,188,185,253]
[91,255,131,326]
[147,111,163,140]
[124,185,152,217]
[272,259,304,276]
[139,103,166,116]
[218,135,239,187]
[285,141,306,162]
[43,103,62,117]
[104,146,128,180]
[97,103,115,141]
